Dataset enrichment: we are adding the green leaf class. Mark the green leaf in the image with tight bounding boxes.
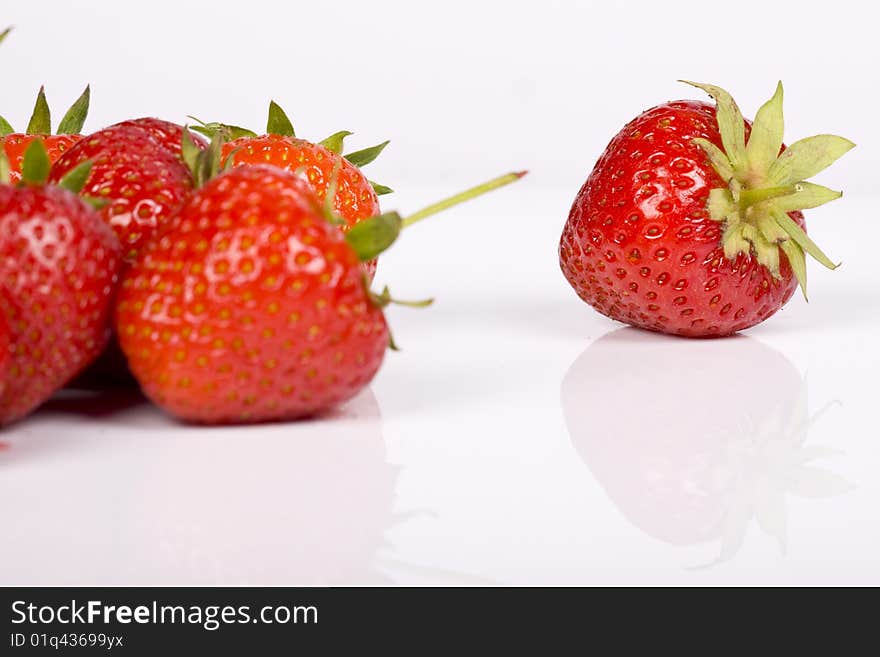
[746,81,784,175]
[681,81,747,170]
[0,149,10,184]
[707,187,735,222]
[319,130,352,154]
[180,125,201,175]
[771,207,838,270]
[771,182,842,213]
[370,180,393,196]
[222,147,240,171]
[753,232,780,276]
[344,211,403,261]
[57,85,90,134]
[193,134,224,188]
[693,137,734,182]
[780,239,807,300]
[344,140,390,168]
[767,134,855,185]
[721,223,750,261]
[0,27,11,45]
[20,138,51,184]
[187,118,257,141]
[26,86,51,135]
[738,185,799,208]
[57,160,93,194]
[266,101,295,137]
[0,115,13,136]
[189,125,213,138]
[755,212,788,245]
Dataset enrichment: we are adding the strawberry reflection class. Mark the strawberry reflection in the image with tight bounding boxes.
[562,328,853,566]
[0,389,400,585]
[125,389,399,585]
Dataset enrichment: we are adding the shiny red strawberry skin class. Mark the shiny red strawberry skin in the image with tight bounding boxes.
[0,185,121,425]
[1,134,82,184]
[110,117,207,155]
[222,135,379,226]
[115,165,389,424]
[560,100,801,338]
[223,134,380,278]
[48,126,193,261]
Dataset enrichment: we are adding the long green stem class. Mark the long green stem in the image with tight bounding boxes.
[402,171,527,228]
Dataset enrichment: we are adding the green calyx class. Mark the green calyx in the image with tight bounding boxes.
[1,139,92,194]
[684,81,854,298]
[189,101,395,194]
[0,85,90,137]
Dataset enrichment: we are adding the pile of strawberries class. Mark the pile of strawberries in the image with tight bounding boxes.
[0,80,523,426]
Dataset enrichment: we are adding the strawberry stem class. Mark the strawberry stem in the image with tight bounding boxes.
[344,171,526,262]
[402,171,527,227]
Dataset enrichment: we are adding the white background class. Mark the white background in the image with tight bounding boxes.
[1,0,878,585]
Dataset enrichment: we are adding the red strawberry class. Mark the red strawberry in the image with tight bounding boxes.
[194,103,391,278]
[223,133,381,230]
[1,86,90,184]
[115,164,389,424]
[49,124,193,261]
[0,142,121,425]
[111,117,207,155]
[560,82,853,337]
[115,151,523,424]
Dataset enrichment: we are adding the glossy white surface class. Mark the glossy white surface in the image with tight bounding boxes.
[2,188,877,586]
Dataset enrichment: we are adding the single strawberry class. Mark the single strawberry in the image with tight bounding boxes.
[1,86,90,184]
[115,164,389,424]
[560,82,854,337]
[115,151,523,424]
[192,103,392,278]
[48,124,194,261]
[0,141,122,425]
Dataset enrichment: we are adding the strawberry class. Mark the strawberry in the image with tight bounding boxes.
[0,141,122,425]
[192,103,391,278]
[560,82,854,337]
[49,123,194,262]
[115,152,523,424]
[115,164,389,424]
[1,86,91,184]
